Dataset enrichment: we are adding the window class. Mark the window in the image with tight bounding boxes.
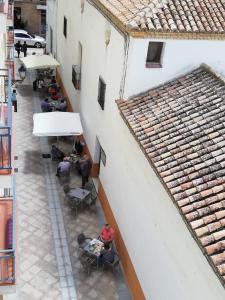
[98,77,106,110]
[146,42,163,68]
[100,146,106,166]
[72,43,82,90]
[15,33,30,38]
[63,16,67,38]
[72,65,81,90]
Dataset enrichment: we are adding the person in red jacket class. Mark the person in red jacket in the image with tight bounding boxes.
[100,224,115,243]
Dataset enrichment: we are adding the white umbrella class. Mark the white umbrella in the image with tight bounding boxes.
[33,112,83,136]
[20,55,60,70]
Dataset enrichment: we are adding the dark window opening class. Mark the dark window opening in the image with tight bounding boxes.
[72,65,81,90]
[98,77,106,110]
[146,42,163,68]
[63,17,67,38]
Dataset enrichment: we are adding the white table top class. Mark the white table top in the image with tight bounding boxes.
[68,188,90,201]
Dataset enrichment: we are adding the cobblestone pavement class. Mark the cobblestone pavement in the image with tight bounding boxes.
[12,55,131,300]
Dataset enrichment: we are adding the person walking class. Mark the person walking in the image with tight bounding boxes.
[79,154,92,188]
[15,41,21,58]
[22,41,28,57]
[11,89,17,112]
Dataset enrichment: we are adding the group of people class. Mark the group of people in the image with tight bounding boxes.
[99,224,116,265]
[40,76,67,112]
[53,137,92,189]
[41,98,67,112]
[15,41,28,58]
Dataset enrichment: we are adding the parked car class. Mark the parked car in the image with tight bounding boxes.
[14,29,46,48]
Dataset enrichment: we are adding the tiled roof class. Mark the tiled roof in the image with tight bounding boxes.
[117,65,225,284]
[97,0,225,34]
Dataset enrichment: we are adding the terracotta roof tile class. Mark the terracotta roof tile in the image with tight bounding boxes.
[97,0,225,34]
[117,65,225,285]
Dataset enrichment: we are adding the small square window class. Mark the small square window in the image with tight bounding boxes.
[146,42,163,68]
[98,77,106,110]
[63,17,67,38]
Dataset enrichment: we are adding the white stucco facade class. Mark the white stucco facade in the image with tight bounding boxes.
[46,0,57,57]
[0,10,7,68]
[47,0,225,299]
[124,38,225,98]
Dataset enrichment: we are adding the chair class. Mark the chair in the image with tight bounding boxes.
[63,185,70,204]
[68,197,81,216]
[103,253,120,273]
[77,233,92,258]
[85,194,97,212]
[80,252,96,275]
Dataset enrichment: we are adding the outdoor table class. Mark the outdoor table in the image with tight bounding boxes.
[68,188,90,206]
[49,99,64,111]
[83,238,104,269]
[69,153,80,164]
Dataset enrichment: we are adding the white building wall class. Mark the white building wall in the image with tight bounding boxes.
[46,0,57,56]
[124,38,225,98]
[101,103,225,299]
[49,1,225,299]
[56,0,125,155]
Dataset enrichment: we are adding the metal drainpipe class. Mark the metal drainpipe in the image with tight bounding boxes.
[119,32,130,99]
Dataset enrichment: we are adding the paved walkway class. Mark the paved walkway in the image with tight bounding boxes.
[10,54,131,300]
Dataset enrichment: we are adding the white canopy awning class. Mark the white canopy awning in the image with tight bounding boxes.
[33,112,83,136]
[20,55,60,70]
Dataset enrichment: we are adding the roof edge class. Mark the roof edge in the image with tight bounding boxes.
[130,31,225,40]
[89,0,130,34]
[90,1,225,40]
[201,63,225,85]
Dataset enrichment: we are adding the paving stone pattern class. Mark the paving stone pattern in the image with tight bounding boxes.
[14,58,131,300]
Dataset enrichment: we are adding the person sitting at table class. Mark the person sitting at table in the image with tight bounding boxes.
[99,243,115,266]
[51,76,57,84]
[74,136,84,156]
[56,157,71,177]
[79,154,92,188]
[51,145,65,161]
[49,82,59,92]
[51,90,59,100]
[56,99,67,112]
[41,98,52,112]
[100,224,115,244]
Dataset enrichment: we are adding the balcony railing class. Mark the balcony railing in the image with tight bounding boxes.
[0,127,11,170]
[6,46,14,61]
[0,182,16,284]
[0,252,15,284]
[6,30,14,45]
[0,68,12,171]
[7,4,13,19]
